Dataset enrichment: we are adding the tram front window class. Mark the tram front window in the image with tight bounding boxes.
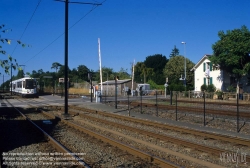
[25,79,36,89]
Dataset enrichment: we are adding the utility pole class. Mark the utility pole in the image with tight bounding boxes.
[55,0,102,115]
[11,63,13,96]
[181,42,186,90]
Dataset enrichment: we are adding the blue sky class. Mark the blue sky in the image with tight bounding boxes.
[1,0,250,84]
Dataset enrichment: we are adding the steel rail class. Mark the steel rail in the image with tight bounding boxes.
[41,110,180,168]
[70,111,250,163]
[71,106,250,147]
[5,99,90,168]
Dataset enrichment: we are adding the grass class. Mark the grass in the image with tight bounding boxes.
[69,88,90,95]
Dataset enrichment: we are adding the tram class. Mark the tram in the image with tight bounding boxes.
[10,76,39,98]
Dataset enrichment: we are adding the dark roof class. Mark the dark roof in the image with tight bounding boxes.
[99,79,132,85]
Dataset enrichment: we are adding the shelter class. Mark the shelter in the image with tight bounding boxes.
[99,79,133,96]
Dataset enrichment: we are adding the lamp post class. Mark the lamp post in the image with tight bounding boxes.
[181,42,186,89]
[106,72,108,96]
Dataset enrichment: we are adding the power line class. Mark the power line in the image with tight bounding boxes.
[24,0,106,64]
[11,0,42,56]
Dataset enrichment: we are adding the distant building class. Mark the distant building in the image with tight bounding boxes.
[99,79,134,96]
[191,54,250,92]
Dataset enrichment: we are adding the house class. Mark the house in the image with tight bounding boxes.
[191,54,250,92]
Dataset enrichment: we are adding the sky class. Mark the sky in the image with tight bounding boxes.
[1,0,250,84]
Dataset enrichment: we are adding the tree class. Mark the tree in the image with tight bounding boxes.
[117,67,130,80]
[144,54,168,84]
[169,45,179,58]
[77,65,89,82]
[210,25,250,83]
[0,24,30,73]
[17,69,24,78]
[134,62,154,83]
[51,62,62,73]
[163,56,195,89]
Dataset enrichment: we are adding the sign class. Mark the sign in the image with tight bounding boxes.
[59,78,69,83]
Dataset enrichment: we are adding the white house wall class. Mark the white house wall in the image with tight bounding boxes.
[193,55,250,92]
[194,57,223,91]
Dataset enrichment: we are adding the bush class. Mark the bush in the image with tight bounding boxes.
[207,84,216,92]
[200,84,207,91]
[168,83,185,91]
[215,90,223,99]
[227,85,236,92]
[147,79,164,90]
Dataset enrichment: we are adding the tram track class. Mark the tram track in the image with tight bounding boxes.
[4,98,178,167]
[4,97,249,167]
[3,99,90,167]
[41,109,180,167]
[69,110,250,162]
[70,106,250,147]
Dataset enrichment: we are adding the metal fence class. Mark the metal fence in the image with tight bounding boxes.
[102,90,250,133]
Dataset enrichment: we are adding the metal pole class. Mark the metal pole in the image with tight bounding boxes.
[165,87,166,98]
[90,78,92,102]
[237,93,239,132]
[181,42,186,89]
[204,91,206,126]
[2,75,4,92]
[170,91,172,105]
[105,90,106,103]
[140,90,142,113]
[115,77,117,109]
[11,63,12,96]
[64,0,69,115]
[107,73,108,96]
[156,90,158,117]
[128,91,130,116]
[175,92,177,121]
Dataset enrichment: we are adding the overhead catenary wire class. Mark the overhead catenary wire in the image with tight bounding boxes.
[11,0,42,57]
[24,0,106,64]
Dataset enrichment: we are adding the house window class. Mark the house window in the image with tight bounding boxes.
[209,62,212,71]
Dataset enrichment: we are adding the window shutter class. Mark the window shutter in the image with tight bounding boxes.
[204,78,206,85]
[210,77,213,85]
[203,63,206,72]
[210,62,212,71]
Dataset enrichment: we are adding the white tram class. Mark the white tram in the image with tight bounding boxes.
[10,77,39,98]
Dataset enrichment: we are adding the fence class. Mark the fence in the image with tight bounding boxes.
[102,90,250,133]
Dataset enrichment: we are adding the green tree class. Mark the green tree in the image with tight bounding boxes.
[163,56,195,89]
[17,69,24,78]
[102,67,114,81]
[77,65,90,82]
[210,25,250,84]
[169,45,179,58]
[144,54,168,84]
[51,62,62,73]
[134,62,154,83]
[94,67,114,82]
[117,67,130,80]
[0,24,30,73]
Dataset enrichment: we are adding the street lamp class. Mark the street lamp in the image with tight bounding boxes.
[181,42,186,88]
